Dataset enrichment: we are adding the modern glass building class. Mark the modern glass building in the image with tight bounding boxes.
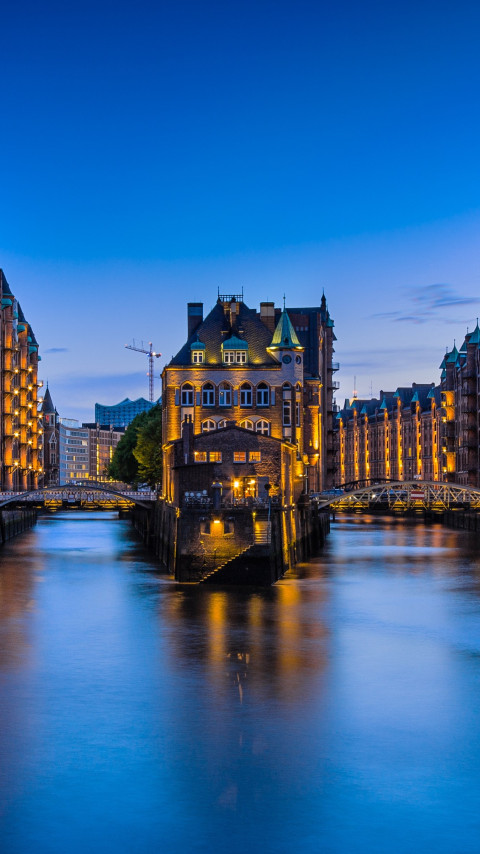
[94,397,157,428]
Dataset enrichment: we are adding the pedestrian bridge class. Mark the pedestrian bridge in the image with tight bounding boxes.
[315,481,480,512]
[0,485,157,511]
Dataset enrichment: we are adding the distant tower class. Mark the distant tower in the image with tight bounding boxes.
[41,384,59,486]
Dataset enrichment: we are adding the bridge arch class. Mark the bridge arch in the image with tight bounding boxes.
[0,484,156,510]
[315,481,480,511]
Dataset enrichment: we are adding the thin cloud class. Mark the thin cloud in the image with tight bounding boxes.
[368,284,480,325]
[44,347,69,354]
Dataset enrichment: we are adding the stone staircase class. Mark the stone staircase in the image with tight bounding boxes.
[200,543,273,586]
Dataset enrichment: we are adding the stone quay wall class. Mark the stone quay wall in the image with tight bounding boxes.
[0,508,37,544]
[132,498,329,585]
[444,510,480,533]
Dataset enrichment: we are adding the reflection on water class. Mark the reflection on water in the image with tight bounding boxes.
[1,512,480,853]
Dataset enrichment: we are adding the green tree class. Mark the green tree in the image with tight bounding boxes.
[133,404,162,488]
[108,410,148,485]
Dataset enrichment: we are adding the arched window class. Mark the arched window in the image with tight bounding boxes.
[202,382,215,407]
[218,419,227,429]
[240,419,254,431]
[219,382,232,407]
[240,382,252,407]
[181,383,194,406]
[256,420,270,436]
[202,420,216,432]
[256,382,269,407]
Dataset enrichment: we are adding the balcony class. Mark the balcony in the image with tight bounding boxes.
[331,361,340,372]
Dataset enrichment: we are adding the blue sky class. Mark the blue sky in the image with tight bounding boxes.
[1,0,479,420]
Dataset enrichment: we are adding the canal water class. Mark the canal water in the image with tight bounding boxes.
[1,513,480,854]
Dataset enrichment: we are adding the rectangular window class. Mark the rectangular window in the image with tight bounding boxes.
[233,451,246,463]
[235,351,247,363]
[223,351,235,364]
[219,387,231,406]
[192,351,204,363]
[296,400,301,426]
[249,451,261,462]
[209,451,222,462]
[194,451,207,462]
[283,399,292,427]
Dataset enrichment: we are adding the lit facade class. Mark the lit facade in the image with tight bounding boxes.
[0,270,43,490]
[83,423,126,482]
[440,322,480,486]
[162,294,337,505]
[337,383,441,486]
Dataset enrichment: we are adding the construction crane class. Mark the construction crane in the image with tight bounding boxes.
[125,340,162,403]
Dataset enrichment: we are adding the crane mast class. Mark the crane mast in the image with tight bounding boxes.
[125,340,161,402]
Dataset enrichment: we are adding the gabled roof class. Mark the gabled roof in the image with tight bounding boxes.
[446,344,459,364]
[0,269,13,296]
[169,299,278,366]
[41,386,55,414]
[269,309,302,350]
[468,321,480,346]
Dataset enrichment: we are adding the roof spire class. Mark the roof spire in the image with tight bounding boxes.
[269,306,302,350]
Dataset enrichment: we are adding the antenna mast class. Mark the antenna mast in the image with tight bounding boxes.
[125,340,162,402]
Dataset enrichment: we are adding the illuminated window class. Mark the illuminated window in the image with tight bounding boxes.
[249,451,261,462]
[202,383,215,406]
[201,420,216,432]
[233,451,246,463]
[209,451,222,462]
[219,382,232,406]
[240,419,254,430]
[240,383,252,407]
[256,383,269,407]
[218,419,227,429]
[256,420,270,435]
[194,451,207,462]
[181,383,194,406]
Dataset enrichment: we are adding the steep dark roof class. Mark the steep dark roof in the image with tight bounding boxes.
[169,299,277,366]
[41,386,55,414]
[0,270,13,296]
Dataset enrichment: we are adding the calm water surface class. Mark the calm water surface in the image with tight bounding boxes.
[1,512,480,853]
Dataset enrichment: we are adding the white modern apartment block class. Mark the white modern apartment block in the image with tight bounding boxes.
[59,419,90,484]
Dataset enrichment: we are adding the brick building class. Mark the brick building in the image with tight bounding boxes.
[439,322,480,485]
[337,383,441,486]
[41,385,60,486]
[162,293,337,504]
[1,270,43,490]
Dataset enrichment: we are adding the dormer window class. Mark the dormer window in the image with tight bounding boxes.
[221,335,248,364]
[190,338,205,364]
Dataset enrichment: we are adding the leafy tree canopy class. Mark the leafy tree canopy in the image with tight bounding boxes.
[108,410,149,486]
[133,404,162,489]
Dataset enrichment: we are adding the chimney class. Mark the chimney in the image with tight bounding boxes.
[188,303,203,338]
[260,301,275,333]
[182,415,194,465]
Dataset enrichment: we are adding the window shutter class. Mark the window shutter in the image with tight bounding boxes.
[196,391,201,406]
[271,388,276,406]
[233,390,238,406]
[174,388,180,405]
